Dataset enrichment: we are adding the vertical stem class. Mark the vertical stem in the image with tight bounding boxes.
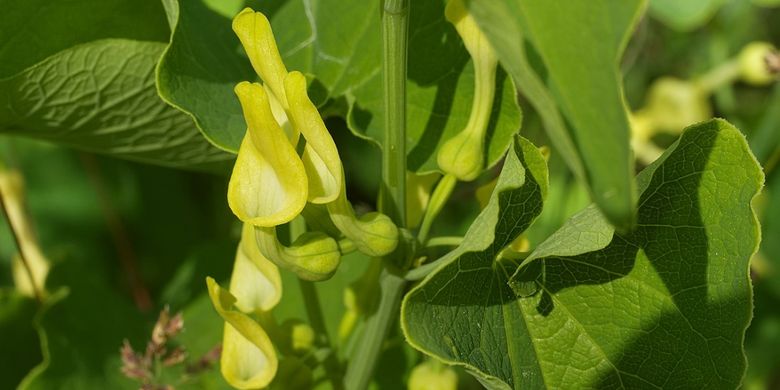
[380,0,409,226]
[344,1,409,389]
[291,216,345,390]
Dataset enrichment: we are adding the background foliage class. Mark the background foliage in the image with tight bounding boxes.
[0,0,779,389]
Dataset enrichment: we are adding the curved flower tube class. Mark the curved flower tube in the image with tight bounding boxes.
[228,82,308,227]
[437,0,498,181]
[255,226,341,281]
[229,223,283,313]
[207,277,278,389]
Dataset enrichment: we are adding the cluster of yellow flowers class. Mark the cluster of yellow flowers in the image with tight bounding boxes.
[207,0,502,386]
[206,7,403,389]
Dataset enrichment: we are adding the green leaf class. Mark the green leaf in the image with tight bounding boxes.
[157,0,521,174]
[402,119,763,389]
[20,275,146,389]
[466,0,644,228]
[0,0,169,78]
[0,0,231,170]
[649,0,726,31]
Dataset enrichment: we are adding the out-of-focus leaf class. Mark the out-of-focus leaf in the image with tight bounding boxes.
[467,0,644,228]
[19,266,146,389]
[650,0,727,31]
[0,290,42,389]
[157,0,521,174]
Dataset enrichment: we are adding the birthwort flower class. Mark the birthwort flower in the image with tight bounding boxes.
[227,8,398,264]
[436,0,498,181]
[228,8,341,228]
[206,224,283,389]
[208,276,278,390]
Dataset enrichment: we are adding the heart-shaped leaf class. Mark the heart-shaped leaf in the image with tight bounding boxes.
[402,119,762,389]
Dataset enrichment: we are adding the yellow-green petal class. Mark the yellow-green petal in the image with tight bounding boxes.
[228,82,307,227]
[207,278,278,389]
[232,8,289,105]
[229,223,283,313]
[284,71,343,204]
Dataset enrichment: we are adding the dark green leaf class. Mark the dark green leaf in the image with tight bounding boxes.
[0,0,231,170]
[402,119,763,389]
[0,290,42,389]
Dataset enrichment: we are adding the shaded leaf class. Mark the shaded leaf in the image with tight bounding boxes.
[402,119,762,389]
[0,290,42,389]
[466,0,645,228]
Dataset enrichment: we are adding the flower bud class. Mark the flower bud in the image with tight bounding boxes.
[326,190,399,257]
[279,319,315,354]
[255,226,341,281]
[408,360,457,390]
[643,77,711,133]
[738,41,779,86]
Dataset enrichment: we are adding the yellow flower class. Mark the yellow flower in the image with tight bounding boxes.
[436,0,498,181]
[228,8,398,262]
[228,8,342,227]
[207,277,278,389]
[229,223,282,313]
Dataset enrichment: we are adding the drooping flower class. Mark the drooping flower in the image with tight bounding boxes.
[436,0,498,181]
[207,276,278,389]
[206,224,284,389]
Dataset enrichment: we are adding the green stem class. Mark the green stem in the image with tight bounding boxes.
[291,217,344,390]
[417,174,457,244]
[298,279,345,390]
[694,59,740,94]
[344,1,409,388]
[379,0,409,226]
[426,236,463,248]
[343,267,406,390]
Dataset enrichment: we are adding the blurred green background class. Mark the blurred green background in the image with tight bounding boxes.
[1,0,779,389]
